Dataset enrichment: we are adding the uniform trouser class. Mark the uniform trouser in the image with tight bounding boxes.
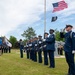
[60,50,63,55]
[43,50,48,65]
[30,50,34,60]
[4,48,7,53]
[20,50,23,58]
[27,50,29,59]
[0,50,2,55]
[30,50,32,59]
[65,52,75,75]
[34,51,37,62]
[31,50,34,61]
[2,49,3,54]
[20,45,24,58]
[38,50,42,63]
[4,48,5,53]
[6,48,8,53]
[9,47,11,53]
[58,48,63,55]
[48,50,55,68]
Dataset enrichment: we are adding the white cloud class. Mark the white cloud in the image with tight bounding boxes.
[0,0,44,36]
[0,0,75,38]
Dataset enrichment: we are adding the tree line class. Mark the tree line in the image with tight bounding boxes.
[8,27,64,48]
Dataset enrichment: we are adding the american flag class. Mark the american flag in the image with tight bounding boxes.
[52,1,68,12]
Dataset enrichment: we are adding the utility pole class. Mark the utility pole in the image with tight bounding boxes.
[44,0,46,38]
[44,0,46,33]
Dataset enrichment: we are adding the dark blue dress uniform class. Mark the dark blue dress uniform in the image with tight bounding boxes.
[1,46,4,54]
[34,40,38,62]
[38,39,43,63]
[8,47,11,53]
[43,38,48,65]
[3,42,7,53]
[19,40,24,58]
[26,43,30,59]
[46,34,55,68]
[29,42,33,60]
[29,41,34,61]
[60,31,75,75]
[31,41,35,61]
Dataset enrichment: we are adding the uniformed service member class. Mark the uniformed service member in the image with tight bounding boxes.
[29,38,35,61]
[1,46,4,54]
[8,46,11,53]
[34,37,38,62]
[60,25,75,75]
[28,39,33,60]
[31,38,35,61]
[26,41,30,59]
[38,35,43,63]
[46,29,55,68]
[2,42,7,53]
[43,32,49,65]
[19,39,24,58]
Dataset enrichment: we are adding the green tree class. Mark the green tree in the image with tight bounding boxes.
[21,27,36,40]
[9,36,17,48]
[55,30,64,41]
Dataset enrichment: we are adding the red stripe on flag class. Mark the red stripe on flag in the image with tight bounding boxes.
[53,1,68,12]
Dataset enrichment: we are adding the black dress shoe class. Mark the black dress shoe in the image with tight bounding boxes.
[48,66,55,68]
[66,73,74,75]
[50,67,55,68]
[66,73,70,75]
[44,64,48,65]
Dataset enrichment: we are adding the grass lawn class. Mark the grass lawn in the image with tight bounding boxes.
[0,49,68,75]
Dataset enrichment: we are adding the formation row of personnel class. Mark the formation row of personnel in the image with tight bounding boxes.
[19,25,75,75]
[19,29,55,68]
[0,42,11,56]
[1,25,74,74]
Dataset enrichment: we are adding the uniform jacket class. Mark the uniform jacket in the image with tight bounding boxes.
[34,40,38,51]
[60,31,75,52]
[43,37,48,51]
[46,34,55,51]
[28,42,34,50]
[38,39,43,50]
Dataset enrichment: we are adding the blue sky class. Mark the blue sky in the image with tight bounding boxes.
[0,0,75,40]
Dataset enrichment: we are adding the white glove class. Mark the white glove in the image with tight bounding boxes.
[60,29,65,32]
[44,45,46,47]
[72,50,75,54]
[40,47,42,49]
[43,39,46,42]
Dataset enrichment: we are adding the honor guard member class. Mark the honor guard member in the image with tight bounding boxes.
[19,39,24,58]
[3,41,7,53]
[34,37,38,62]
[29,38,34,60]
[38,35,43,63]
[32,38,35,61]
[26,41,30,59]
[43,32,49,65]
[28,39,32,60]
[1,46,4,54]
[8,46,11,53]
[46,29,55,68]
[60,25,75,75]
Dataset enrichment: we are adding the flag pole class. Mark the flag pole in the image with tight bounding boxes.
[44,0,46,38]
